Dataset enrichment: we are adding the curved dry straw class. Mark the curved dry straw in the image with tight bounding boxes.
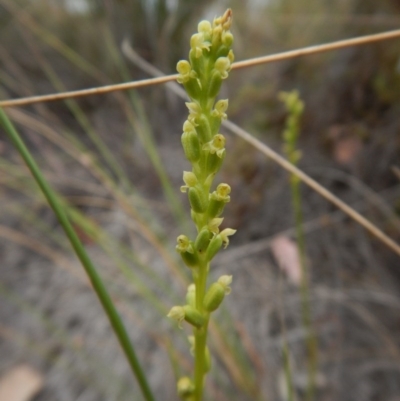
[1,28,400,108]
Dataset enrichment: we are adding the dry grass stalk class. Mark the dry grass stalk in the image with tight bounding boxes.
[1,29,400,108]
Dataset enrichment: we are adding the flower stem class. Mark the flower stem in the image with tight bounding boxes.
[194,325,208,401]
[194,261,209,401]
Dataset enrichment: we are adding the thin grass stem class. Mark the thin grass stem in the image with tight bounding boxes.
[0,107,156,401]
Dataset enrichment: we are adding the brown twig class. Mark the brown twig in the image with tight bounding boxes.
[1,29,400,107]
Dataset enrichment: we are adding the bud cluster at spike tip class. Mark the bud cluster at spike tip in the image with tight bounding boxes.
[173,8,236,273]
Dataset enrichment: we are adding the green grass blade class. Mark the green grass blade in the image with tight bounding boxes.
[0,107,156,401]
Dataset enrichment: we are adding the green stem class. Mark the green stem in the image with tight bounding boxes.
[193,325,208,401]
[0,107,156,401]
[193,261,209,401]
[290,175,317,401]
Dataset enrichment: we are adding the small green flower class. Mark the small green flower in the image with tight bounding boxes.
[180,171,198,193]
[208,217,224,234]
[167,306,185,328]
[214,57,231,79]
[220,228,237,248]
[217,275,233,294]
[203,134,226,158]
[176,60,197,84]
[211,183,231,202]
[185,101,202,124]
[177,376,194,399]
[190,32,211,58]
[211,99,229,120]
[176,235,194,253]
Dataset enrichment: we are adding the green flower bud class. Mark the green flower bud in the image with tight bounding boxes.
[186,284,196,308]
[208,70,223,99]
[204,283,224,312]
[183,305,205,328]
[222,30,234,47]
[183,78,202,100]
[207,198,226,218]
[206,150,225,176]
[206,234,223,261]
[215,45,230,59]
[180,171,198,193]
[211,9,232,48]
[188,186,208,213]
[221,8,233,31]
[204,275,232,312]
[181,130,201,162]
[189,48,203,76]
[177,376,194,399]
[211,25,223,49]
[196,114,212,143]
[197,20,212,37]
[195,227,212,254]
[176,235,198,268]
[167,305,205,329]
[181,252,198,268]
[228,49,235,64]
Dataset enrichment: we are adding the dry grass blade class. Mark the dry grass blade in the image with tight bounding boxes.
[0,76,178,107]
[123,43,400,258]
[1,29,400,107]
[232,28,400,70]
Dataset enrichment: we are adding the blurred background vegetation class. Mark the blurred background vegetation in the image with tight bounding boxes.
[0,1,400,401]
